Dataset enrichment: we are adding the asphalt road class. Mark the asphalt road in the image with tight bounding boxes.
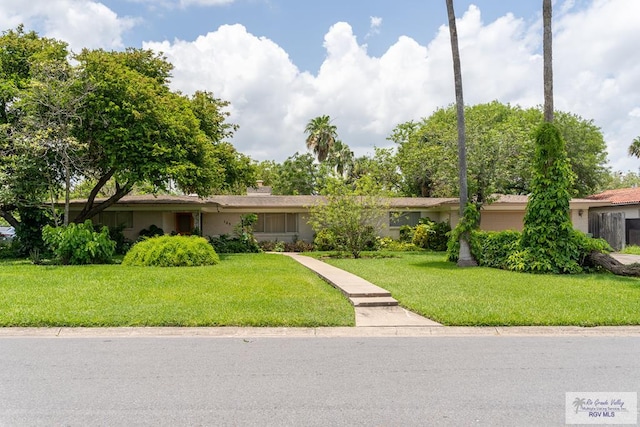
[1,336,639,426]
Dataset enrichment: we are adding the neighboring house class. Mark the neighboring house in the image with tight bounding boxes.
[67,187,606,243]
[588,187,640,250]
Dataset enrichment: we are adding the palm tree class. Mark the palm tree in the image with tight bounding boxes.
[304,115,337,162]
[446,0,476,267]
[629,136,640,158]
[328,140,354,177]
[543,0,553,122]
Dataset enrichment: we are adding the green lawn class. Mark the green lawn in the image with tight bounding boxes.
[0,253,354,327]
[320,252,640,326]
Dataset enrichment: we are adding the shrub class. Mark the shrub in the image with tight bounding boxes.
[13,207,53,257]
[398,225,414,243]
[123,235,220,267]
[138,224,164,239]
[109,224,132,255]
[446,203,481,262]
[42,220,116,265]
[313,229,343,251]
[378,237,421,252]
[284,240,314,252]
[208,234,261,254]
[470,230,521,269]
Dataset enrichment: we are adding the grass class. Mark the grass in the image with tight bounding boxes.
[319,251,640,326]
[0,253,354,327]
[620,245,640,255]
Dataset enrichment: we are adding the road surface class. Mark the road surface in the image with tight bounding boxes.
[1,335,638,426]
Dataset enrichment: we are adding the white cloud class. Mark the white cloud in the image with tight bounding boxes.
[0,0,136,51]
[3,0,639,174]
[142,1,640,173]
[366,16,382,39]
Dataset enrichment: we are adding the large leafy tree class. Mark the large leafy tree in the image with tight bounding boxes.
[71,48,244,221]
[1,28,252,230]
[0,26,69,229]
[304,115,337,162]
[391,103,608,199]
[270,152,323,195]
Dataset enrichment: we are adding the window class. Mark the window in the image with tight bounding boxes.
[254,213,298,233]
[389,211,421,227]
[97,211,133,228]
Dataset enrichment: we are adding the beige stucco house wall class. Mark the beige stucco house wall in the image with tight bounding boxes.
[70,193,607,244]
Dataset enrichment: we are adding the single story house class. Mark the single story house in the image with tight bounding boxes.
[67,186,608,243]
[588,187,640,250]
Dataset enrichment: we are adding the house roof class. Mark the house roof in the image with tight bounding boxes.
[587,187,640,205]
[67,193,606,211]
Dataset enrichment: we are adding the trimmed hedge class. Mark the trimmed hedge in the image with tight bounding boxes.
[123,235,220,267]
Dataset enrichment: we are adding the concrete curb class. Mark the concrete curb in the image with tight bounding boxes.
[2,326,640,338]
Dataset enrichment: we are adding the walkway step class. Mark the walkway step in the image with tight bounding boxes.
[350,296,398,307]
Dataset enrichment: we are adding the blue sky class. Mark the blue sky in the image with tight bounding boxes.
[1,0,638,173]
[106,0,549,73]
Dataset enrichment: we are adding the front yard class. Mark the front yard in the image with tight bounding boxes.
[0,254,354,327]
[322,252,640,326]
[3,251,640,327]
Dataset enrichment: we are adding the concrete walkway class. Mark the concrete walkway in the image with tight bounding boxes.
[283,253,441,327]
[611,253,640,265]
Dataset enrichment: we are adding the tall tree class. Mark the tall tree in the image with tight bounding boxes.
[18,60,90,225]
[445,0,476,267]
[327,140,354,177]
[0,26,69,228]
[71,48,241,221]
[391,104,608,199]
[304,115,337,162]
[543,0,554,123]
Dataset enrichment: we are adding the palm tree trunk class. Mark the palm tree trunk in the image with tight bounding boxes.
[543,0,553,123]
[446,0,476,267]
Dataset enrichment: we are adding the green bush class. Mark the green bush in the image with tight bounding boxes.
[42,220,116,265]
[108,224,132,255]
[284,240,314,252]
[138,224,164,239]
[313,229,343,251]
[123,235,220,267]
[446,203,481,262]
[621,245,640,255]
[378,237,422,252]
[13,207,53,257]
[209,234,260,253]
[398,225,414,243]
[314,227,377,253]
[470,230,521,269]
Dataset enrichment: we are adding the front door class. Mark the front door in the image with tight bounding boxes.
[175,213,194,235]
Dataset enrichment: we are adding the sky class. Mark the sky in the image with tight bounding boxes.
[1,0,639,173]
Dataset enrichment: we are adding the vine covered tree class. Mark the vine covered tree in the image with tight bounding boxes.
[445,0,476,267]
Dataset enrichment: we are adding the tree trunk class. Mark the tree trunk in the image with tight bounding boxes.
[587,251,640,277]
[446,0,477,267]
[543,0,554,122]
